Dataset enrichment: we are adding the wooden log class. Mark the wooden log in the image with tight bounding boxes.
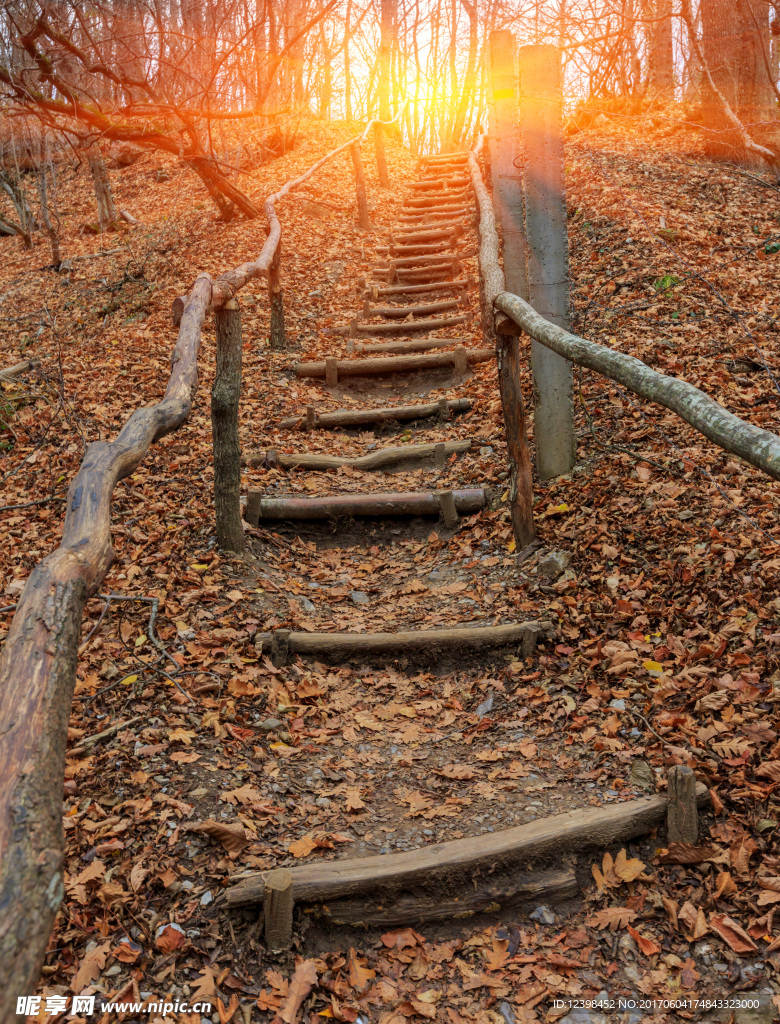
[398,209,470,223]
[667,765,698,844]
[391,226,460,244]
[403,193,471,209]
[271,629,291,668]
[350,142,371,231]
[371,253,460,269]
[497,330,536,548]
[244,487,487,524]
[246,440,471,472]
[407,177,471,191]
[212,299,245,554]
[276,398,472,431]
[306,868,578,927]
[0,358,39,380]
[0,274,212,1015]
[325,356,338,385]
[363,278,471,298]
[355,336,471,354]
[286,620,547,659]
[437,489,459,527]
[388,242,454,256]
[328,315,469,337]
[264,869,294,951]
[226,784,710,907]
[469,137,505,343]
[305,406,316,431]
[420,151,468,164]
[376,266,460,285]
[494,291,780,483]
[294,348,493,377]
[363,298,460,319]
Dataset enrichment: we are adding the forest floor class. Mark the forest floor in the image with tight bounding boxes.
[3,112,780,1024]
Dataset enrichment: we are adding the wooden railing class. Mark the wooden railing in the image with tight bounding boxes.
[0,112,401,1012]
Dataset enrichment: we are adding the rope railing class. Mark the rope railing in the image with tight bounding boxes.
[0,111,403,1013]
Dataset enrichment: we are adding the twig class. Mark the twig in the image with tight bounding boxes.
[0,604,17,614]
[0,488,67,513]
[67,714,142,758]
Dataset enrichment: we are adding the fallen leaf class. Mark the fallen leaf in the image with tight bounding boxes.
[585,907,637,931]
[189,819,250,855]
[709,913,758,953]
[278,959,318,1024]
[628,924,661,956]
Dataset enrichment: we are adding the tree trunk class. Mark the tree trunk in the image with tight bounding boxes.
[351,143,371,229]
[645,0,675,98]
[700,0,778,162]
[212,299,245,555]
[87,144,117,232]
[37,163,60,267]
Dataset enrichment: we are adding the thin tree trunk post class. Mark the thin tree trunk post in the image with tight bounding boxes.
[374,123,390,187]
[268,242,286,350]
[519,44,575,481]
[487,31,536,546]
[667,765,698,844]
[351,143,371,230]
[87,144,117,232]
[212,299,245,555]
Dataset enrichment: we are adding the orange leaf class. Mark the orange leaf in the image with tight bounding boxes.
[277,959,318,1024]
[709,913,758,953]
[627,924,660,956]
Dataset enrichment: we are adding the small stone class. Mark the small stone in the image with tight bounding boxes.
[258,718,281,732]
[529,905,555,925]
[294,596,316,614]
[479,446,493,456]
[559,1011,608,1024]
[200,890,213,906]
[476,696,494,717]
[537,550,571,581]
[350,590,370,604]
[315,796,331,808]
[734,991,774,1024]
[609,698,626,711]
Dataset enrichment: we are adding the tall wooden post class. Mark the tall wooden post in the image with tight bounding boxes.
[351,143,371,230]
[519,44,575,480]
[212,299,245,555]
[268,243,286,350]
[488,30,536,548]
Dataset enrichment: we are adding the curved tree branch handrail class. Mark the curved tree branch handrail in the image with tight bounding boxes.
[0,112,404,1009]
[468,133,505,341]
[468,133,780,484]
[173,110,408,319]
[495,290,780,482]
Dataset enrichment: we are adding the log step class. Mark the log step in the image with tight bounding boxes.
[245,487,487,523]
[403,194,471,210]
[332,314,469,336]
[407,177,470,191]
[245,439,471,472]
[371,253,460,268]
[276,397,472,431]
[357,277,472,299]
[390,226,462,244]
[354,336,473,355]
[363,298,461,319]
[225,785,708,911]
[294,347,492,377]
[398,210,470,223]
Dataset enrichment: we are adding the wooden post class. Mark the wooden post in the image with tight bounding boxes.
[374,122,390,188]
[667,765,698,844]
[264,868,294,951]
[268,242,286,350]
[488,31,529,302]
[212,299,245,555]
[437,490,459,528]
[325,357,339,386]
[305,406,316,431]
[453,347,468,375]
[271,629,291,667]
[519,44,575,481]
[351,143,371,230]
[487,31,536,549]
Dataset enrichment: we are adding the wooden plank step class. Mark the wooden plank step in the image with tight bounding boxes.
[245,487,487,523]
[398,210,470,224]
[407,177,470,191]
[355,336,473,354]
[276,398,471,431]
[225,785,709,908]
[356,276,472,298]
[371,253,459,268]
[245,439,471,472]
[330,314,469,336]
[295,348,491,379]
[403,193,471,209]
[362,297,461,319]
[223,786,704,909]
